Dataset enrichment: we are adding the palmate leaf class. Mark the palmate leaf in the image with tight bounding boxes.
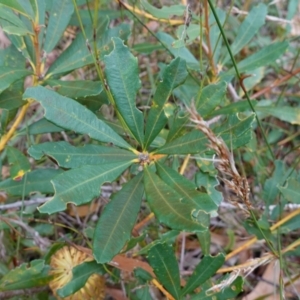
[104,37,144,146]
[155,130,208,154]
[93,172,144,263]
[38,160,133,214]
[148,243,181,300]
[144,167,208,232]
[43,0,74,53]
[144,57,188,149]
[156,162,217,213]
[0,169,62,196]
[29,141,137,169]
[23,86,132,150]
[181,254,225,296]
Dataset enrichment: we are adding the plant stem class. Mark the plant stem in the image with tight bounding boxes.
[207,0,275,160]
[226,208,300,260]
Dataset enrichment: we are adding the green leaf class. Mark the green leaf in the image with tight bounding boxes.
[141,0,185,19]
[209,100,258,117]
[46,80,103,99]
[137,230,179,256]
[26,118,64,134]
[223,3,267,64]
[256,105,300,125]
[44,0,74,53]
[69,8,125,26]
[104,37,144,146]
[144,167,208,232]
[196,172,223,206]
[0,44,25,67]
[278,178,300,204]
[190,276,243,300]
[1,109,18,134]
[0,169,62,196]
[156,130,207,154]
[209,8,225,64]
[0,5,33,35]
[123,233,146,253]
[197,231,211,255]
[148,243,181,300]
[38,160,133,214]
[0,90,24,110]
[0,67,31,94]
[144,57,188,149]
[0,259,51,291]
[6,146,30,180]
[132,42,164,54]
[1,25,33,36]
[196,81,227,117]
[167,110,189,142]
[173,24,201,48]
[46,22,130,76]
[156,162,217,213]
[29,141,137,168]
[156,32,199,70]
[263,160,288,206]
[216,113,255,149]
[57,261,104,298]
[0,0,34,19]
[173,75,199,106]
[0,28,32,63]
[229,41,289,74]
[181,254,225,296]
[134,286,152,300]
[93,173,144,263]
[23,86,132,150]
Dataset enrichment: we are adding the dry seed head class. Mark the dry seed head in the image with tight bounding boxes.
[187,104,252,212]
[49,246,105,300]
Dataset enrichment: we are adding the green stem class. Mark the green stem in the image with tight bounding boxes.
[207,0,275,160]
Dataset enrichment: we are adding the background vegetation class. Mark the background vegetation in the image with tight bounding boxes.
[0,0,300,299]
